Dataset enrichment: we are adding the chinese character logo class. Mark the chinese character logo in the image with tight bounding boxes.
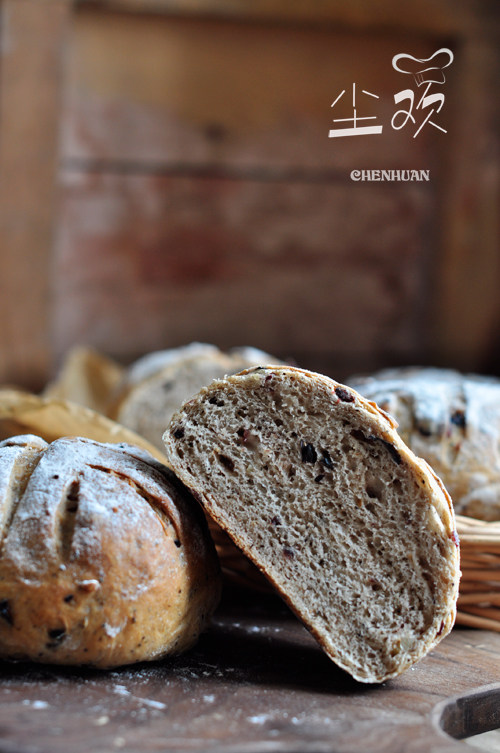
[329,84,383,138]
[391,48,454,137]
[328,48,453,139]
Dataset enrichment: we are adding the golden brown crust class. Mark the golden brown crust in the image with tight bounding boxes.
[43,346,124,415]
[0,389,166,463]
[0,435,221,668]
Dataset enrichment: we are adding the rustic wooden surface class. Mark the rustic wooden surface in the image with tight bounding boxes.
[53,6,498,381]
[0,592,499,753]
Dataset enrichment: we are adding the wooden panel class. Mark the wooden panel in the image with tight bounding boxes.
[0,1,490,385]
[432,38,500,372]
[78,0,500,38]
[62,11,438,171]
[0,0,70,389]
[58,8,499,379]
[53,170,433,379]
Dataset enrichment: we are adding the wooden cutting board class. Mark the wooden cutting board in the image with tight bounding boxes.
[0,591,499,753]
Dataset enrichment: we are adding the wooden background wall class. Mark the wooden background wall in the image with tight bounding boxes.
[0,0,498,390]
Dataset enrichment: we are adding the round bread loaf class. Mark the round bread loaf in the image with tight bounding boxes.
[163,366,460,683]
[123,343,221,387]
[0,388,166,462]
[348,367,500,521]
[43,346,124,415]
[111,345,284,450]
[0,435,221,668]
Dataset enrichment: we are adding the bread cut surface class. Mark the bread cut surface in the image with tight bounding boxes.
[0,435,220,668]
[113,345,284,450]
[163,366,460,683]
[348,367,500,521]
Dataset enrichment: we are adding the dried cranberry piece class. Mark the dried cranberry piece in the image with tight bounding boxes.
[335,387,355,403]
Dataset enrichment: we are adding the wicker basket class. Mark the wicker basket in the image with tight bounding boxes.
[209,515,500,633]
[455,515,500,632]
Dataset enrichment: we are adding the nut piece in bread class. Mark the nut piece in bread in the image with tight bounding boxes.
[348,367,500,521]
[0,435,221,668]
[163,366,460,683]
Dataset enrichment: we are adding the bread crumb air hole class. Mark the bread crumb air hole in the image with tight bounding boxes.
[216,453,235,472]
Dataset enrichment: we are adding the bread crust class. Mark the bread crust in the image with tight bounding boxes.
[0,389,166,463]
[0,435,221,668]
[163,365,460,683]
[43,346,124,415]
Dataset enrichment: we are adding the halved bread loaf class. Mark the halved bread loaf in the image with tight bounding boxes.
[163,365,460,683]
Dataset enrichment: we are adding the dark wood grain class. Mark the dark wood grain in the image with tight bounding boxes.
[0,593,499,753]
[436,683,500,740]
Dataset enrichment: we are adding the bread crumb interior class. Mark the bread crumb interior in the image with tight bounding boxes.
[169,373,456,680]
